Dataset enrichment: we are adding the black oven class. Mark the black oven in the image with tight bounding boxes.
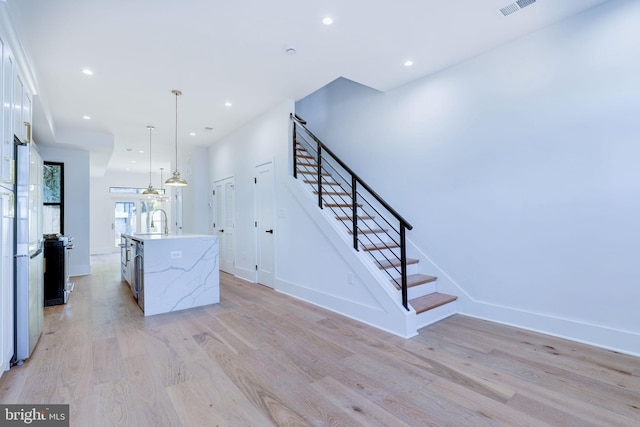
[43,235,74,306]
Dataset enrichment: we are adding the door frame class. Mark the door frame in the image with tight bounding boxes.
[254,161,275,288]
[212,176,235,274]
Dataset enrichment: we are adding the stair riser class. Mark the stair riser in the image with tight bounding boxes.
[357,233,397,246]
[407,282,438,300]
[337,217,378,226]
[364,248,400,260]
[382,262,419,277]
[414,301,457,330]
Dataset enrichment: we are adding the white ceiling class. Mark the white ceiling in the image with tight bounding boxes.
[6,0,610,177]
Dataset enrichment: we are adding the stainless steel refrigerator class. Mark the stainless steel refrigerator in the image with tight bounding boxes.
[14,137,43,364]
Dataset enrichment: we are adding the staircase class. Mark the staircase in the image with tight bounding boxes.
[291,114,457,329]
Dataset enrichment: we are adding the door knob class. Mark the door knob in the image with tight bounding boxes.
[265,229,274,234]
[219,229,224,233]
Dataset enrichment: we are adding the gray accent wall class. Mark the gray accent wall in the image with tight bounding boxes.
[296,0,640,355]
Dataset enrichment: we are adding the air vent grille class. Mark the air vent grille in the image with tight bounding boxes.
[500,4,519,16]
[500,0,536,16]
[516,0,536,8]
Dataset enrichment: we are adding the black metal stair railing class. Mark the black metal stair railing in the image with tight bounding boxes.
[291,113,413,310]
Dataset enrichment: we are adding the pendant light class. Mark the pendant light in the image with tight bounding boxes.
[165,89,188,187]
[142,125,159,196]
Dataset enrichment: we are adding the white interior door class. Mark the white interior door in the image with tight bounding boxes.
[255,162,275,287]
[213,177,235,273]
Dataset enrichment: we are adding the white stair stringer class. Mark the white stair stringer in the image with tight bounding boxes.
[294,146,458,333]
[283,175,418,338]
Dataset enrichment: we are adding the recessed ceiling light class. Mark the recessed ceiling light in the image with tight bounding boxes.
[322,17,334,26]
[138,150,144,154]
[285,46,297,55]
[82,69,93,75]
[82,115,91,120]
[189,132,196,136]
[404,60,414,67]
[224,102,232,107]
[131,160,136,163]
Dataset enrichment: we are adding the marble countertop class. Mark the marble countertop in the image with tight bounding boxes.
[123,233,216,242]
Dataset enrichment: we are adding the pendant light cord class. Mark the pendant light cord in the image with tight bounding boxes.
[174,91,179,174]
[148,126,153,185]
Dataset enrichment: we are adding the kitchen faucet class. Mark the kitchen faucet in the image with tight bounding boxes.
[150,209,169,235]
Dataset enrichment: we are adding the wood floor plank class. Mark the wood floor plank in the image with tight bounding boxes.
[0,253,638,426]
[436,316,640,390]
[427,377,553,427]
[193,331,310,425]
[311,376,411,427]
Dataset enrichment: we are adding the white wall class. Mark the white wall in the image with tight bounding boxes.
[296,0,640,355]
[208,101,294,280]
[207,100,412,336]
[182,146,210,234]
[37,146,91,276]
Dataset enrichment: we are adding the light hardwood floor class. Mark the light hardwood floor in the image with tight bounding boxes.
[1,254,638,426]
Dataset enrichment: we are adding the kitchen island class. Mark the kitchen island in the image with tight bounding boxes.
[121,233,219,316]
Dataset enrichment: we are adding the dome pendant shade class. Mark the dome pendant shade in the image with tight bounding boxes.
[165,170,188,187]
[142,125,160,196]
[165,89,188,187]
[142,183,159,195]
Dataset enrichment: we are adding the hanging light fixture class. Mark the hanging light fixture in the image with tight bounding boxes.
[142,125,160,196]
[165,89,188,187]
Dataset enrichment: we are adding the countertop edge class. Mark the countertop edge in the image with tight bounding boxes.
[122,233,217,241]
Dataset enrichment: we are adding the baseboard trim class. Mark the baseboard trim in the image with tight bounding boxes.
[276,277,415,338]
[461,301,640,358]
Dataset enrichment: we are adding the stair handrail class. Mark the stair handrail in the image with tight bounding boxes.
[291,113,413,310]
[291,114,413,231]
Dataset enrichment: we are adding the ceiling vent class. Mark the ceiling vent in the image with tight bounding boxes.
[517,0,536,8]
[500,0,536,16]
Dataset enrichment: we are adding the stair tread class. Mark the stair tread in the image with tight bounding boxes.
[391,273,437,290]
[324,203,363,208]
[410,293,457,314]
[336,215,375,221]
[298,170,330,176]
[314,191,349,196]
[303,180,341,186]
[348,228,389,235]
[377,258,419,269]
[361,242,400,251]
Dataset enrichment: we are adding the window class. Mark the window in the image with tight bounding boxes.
[109,186,166,195]
[43,162,64,234]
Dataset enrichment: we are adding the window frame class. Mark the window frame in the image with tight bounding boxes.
[43,161,64,235]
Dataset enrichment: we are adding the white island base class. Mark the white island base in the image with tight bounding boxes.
[125,233,219,316]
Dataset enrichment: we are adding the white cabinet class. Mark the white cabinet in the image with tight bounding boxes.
[12,66,31,144]
[0,30,13,375]
[0,32,31,188]
[1,35,15,187]
[0,192,14,372]
[0,26,33,375]
[120,236,134,285]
